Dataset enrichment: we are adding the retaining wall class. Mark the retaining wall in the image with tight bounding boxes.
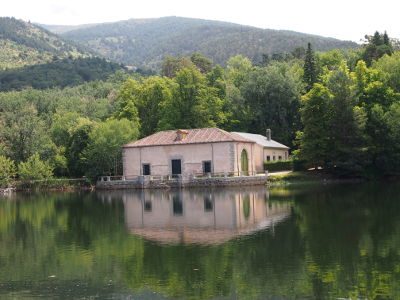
[96,175,267,190]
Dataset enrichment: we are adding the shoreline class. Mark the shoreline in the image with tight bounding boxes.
[1,172,399,194]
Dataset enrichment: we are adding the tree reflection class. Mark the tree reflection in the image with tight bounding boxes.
[0,183,398,299]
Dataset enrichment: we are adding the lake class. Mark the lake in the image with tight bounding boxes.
[0,182,399,299]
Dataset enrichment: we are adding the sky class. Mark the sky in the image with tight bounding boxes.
[1,0,399,42]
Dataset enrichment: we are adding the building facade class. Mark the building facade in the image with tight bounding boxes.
[123,128,263,178]
[121,187,291,244]
[233,130,289,173]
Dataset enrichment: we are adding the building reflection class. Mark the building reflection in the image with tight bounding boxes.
[98,187,291,245]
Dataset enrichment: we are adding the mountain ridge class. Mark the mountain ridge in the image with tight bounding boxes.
[39,16,358,69]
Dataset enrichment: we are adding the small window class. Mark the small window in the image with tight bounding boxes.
[203,161,212,174]
[204,195,213,212]
[273,156,276,161]
[266,156,271,161]
[278,156,282,160]
[143,164,151,175]
[144,200,152,212]
[173,195,183,216]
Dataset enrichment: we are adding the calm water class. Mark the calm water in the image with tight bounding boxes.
[0,183,399,299]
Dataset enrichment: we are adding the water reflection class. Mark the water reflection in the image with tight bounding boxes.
[101,187,291,245]
[1,183,400,299]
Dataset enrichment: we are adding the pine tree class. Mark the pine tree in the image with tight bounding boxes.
[383,31,390,46]
[303,43,317,92]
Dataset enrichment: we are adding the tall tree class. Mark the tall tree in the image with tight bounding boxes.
[0,156,16,188]
[82,118,139,178]
[158,66,225,130]
[303,43,317,92]
[362,31,393,66]
[161,56,194,78]
[136,76,174,137]
[0,105,56,163]
[325,63,367,174]
[241,62,302,146]
[297,84,333,168]
[66,118,94,177]
[190,53,213,74]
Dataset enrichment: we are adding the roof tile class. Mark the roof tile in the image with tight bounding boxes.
[124,128,253,148]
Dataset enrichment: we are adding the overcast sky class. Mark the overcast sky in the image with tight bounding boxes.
[2,0,399,42]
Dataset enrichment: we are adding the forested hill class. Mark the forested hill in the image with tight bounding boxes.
[0,57,123,91]
[42,17,358,69]
[0,17,129,91]
[0,17,88,70]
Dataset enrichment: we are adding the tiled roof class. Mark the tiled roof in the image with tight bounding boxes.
[232,132,289,149]
[124,128,254,148]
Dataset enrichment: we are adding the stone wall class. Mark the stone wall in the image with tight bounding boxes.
[96,175,268,190]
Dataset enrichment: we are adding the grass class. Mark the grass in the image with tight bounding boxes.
[267,171,339,185]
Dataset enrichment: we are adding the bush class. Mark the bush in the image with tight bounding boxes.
[15,177,91,191]
[292,158,308,171]
[264,160,293,172]
[18,154,53,181]
[0,155,16,187]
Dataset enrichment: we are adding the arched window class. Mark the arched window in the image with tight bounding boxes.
[241,149,249,175]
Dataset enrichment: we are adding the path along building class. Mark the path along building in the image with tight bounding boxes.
[122,127,289,179]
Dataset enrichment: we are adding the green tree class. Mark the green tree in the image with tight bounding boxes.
[381,103,400,173]
[113,78,141,123]
[362,31,393,66]
[161,56,194,78]
[18,153,53,181]
[66,118,95,177]
[190,53,213,73]
[226,55,253,88]
[0,105,56,163]
[303,43,317,92]
[373,51,400,93]
[325,63,367,174]
[158,67,225,129]
[241,62,302,146]
[136,76,174,137]
[0,156,16,187]
[82,118,139,178]
[297,84,333,168]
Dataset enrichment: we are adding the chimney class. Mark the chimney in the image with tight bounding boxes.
[266,129,271,141]
[176,129,188,141]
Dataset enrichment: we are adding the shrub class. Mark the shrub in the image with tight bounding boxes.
[0,156,16,187]
[264,160,293,172]
[292,158,308,171]
[18,154,53,181]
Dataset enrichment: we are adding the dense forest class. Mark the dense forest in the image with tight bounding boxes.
[0,57,124,91]
[42,16,358,69]
[0,30,399,187]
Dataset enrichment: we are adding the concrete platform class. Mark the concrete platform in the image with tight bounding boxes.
[96,174,268,190]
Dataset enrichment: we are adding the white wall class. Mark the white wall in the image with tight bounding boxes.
[123,142,238,178]
[263,148,289,162]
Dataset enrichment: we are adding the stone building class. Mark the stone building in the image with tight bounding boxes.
[233,130,289,172]
[123,128,258,178]
[122,127,289,179]
[122,187,291,244]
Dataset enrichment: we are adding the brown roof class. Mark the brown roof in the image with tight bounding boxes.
[124,127,254,148]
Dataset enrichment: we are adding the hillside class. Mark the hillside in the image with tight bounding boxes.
[0,57,123,91]
[0,17,88,70]
[47,17,358,69]
[0,17,129,90]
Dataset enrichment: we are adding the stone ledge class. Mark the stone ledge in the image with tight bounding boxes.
[96,175,267,190]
